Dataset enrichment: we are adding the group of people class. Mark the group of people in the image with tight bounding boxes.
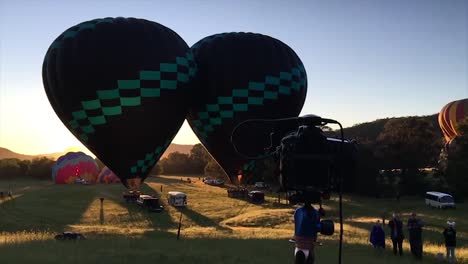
[369,212,457,262]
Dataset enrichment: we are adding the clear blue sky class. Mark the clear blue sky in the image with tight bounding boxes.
[0,0,467,155]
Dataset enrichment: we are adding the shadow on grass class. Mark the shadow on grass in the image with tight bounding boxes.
[0,234,447,264]
[142,181,231,231]
[115,183,176,232]
[176,207,232,232]
[0,184,96,232]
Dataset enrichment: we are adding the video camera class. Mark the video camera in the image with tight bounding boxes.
[232,114,354,202]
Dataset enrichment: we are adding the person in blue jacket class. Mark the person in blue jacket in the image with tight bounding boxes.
[294,201,320,264]
[370,220,386,250]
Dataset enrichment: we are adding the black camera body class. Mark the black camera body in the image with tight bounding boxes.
[232,114,355,203]
[277,124,355,204]
[279,125,333,196]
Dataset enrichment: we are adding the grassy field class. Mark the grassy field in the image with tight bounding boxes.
[0,175,466,263]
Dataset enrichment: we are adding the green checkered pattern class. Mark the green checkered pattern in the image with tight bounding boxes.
[130,140,171,174]
[68,52,196,142]
[49,18,114,50]
[191,65,306,140]
[242,160,256,172]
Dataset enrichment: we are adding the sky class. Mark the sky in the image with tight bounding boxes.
[0,0,467,155]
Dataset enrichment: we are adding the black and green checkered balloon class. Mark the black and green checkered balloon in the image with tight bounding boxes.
[187,32,307,182]
[43,17,195,188]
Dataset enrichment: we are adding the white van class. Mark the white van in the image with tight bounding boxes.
[167,191,187,207]
[425,191,455,209]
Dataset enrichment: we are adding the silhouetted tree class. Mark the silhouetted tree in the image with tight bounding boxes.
[375,117,440,195]
[354,143,379,195]
[0,158,22,179]
[158,152,192,174]
[248,157,278,184]
[29,157,55,180]
[204,159,228,181]
[151,163,163,175]
[189,143,211,173]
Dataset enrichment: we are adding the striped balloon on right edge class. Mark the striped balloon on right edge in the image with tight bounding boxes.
[438,98,468,148]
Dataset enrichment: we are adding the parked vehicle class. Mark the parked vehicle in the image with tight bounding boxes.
[75,178,88,185]
[248,190,265,204]
[254,182,268,189]
[167,191,187,207]
[425,191,455,209]
[203,177,214,184]
[227,188,248,199]
[136,195,163,212]
[122,190,141,203]
[211,179,224,186]
[203,177,224,186]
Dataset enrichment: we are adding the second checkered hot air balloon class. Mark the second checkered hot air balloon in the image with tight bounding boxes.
[186,33,308,183]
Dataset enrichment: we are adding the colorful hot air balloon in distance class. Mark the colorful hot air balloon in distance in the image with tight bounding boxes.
[52,152,99,184]
[438,98,468,146]
[98,166,121,183]
[42,17,195,190]
[187,32,307,182]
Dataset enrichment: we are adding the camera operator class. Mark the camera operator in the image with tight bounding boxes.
[294,199,320,264]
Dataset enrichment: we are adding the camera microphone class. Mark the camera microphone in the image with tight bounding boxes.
[298,115,338,126]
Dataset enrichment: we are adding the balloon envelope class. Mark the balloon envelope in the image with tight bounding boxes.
[43,17,195,189]
[98,166,121,183]
[52,152,99,184]
[438,98,468,143]
[187,32,307,181]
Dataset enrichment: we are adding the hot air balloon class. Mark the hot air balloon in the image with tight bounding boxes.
[97,166,121,183]
[438,98,468,147]
[187,33,307,182]
[43,17,196,190]
[52,152,99,184]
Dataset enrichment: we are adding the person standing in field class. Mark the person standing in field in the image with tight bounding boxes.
[388,213,404,256]
[407,212,424,259]
[370,220,386,251]
[443,221,457,263]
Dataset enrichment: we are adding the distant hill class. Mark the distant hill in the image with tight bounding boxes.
[339,114,442,143]
[0,147,62,160]
[161,144,193,159]
[0,147,36,160]
[321,114,441,143]
[0,143,194,161]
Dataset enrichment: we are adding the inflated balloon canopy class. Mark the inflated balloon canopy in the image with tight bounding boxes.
[186,32,307,182]
[52,152,99,184]
[439,98,468,143]
[43,17,196,189]
[97,166,121,183]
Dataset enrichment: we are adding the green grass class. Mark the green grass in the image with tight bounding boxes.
[0,176,466,263]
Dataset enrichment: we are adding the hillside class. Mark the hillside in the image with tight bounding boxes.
[0,147,36,160]
[339,114,442,142]
[161,143,193,158]
[0,143,194,161]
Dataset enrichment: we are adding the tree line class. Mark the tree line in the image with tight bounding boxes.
[339,116,468,199]
[0,157,56,180]
[1,115,467,199]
